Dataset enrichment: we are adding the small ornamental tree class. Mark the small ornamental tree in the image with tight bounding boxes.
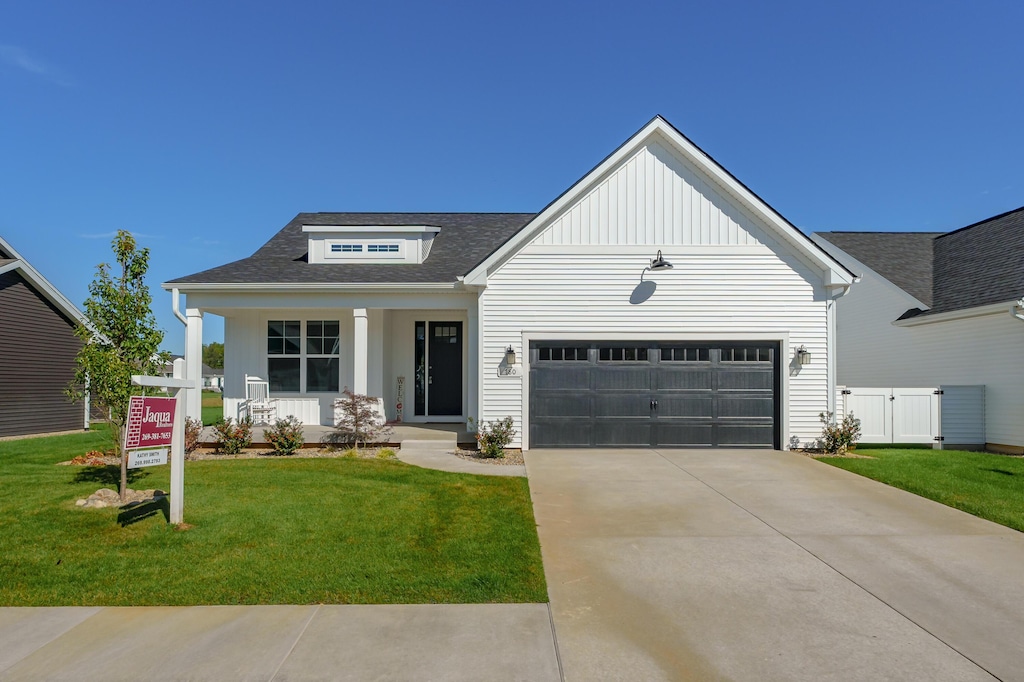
[329,388,392,449]
[67,231,167,502]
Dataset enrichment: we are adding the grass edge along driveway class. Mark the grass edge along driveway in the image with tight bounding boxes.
[0,427,547,606]
[820,447,1024,533]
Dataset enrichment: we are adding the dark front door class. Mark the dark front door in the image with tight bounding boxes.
[427,322,463,416]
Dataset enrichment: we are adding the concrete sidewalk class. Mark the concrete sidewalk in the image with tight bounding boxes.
[0,604,560,681]
[527,448,1024,682]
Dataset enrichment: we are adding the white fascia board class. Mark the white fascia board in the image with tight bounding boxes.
[893,300,1020,327]
[0,236,88,326]
[301,225,441,234]
[463,116,855,287]
[160,281,463,293]
[812,234,924,308]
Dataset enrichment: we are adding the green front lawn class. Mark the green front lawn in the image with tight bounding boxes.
[0,428,547,606]
[201,390,222,425]
[820,448,1024,532]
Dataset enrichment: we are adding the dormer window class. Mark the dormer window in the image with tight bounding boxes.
[303,225,439,264]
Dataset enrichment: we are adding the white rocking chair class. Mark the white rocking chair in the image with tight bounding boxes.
[244,374,277,424]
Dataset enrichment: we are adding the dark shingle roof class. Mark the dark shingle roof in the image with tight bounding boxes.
[168,213,536,285]
[817,205,1024,316]
[814,232,940,305]
[930,206,1024,314]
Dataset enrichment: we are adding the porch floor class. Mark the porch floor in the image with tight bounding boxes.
[199,422,472,448]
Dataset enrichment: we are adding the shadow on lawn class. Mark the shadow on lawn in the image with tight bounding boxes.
[982,468,1016,477]
[118,497,170,527]
[72,465,150,487]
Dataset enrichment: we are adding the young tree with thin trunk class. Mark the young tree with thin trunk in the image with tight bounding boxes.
[67,231,167,502]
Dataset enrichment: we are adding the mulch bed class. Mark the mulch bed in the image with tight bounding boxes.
[454,448,524,466]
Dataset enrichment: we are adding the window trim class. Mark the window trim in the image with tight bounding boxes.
[266,319,341,393]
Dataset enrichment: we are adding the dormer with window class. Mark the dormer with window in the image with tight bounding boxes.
[303,225,440,264]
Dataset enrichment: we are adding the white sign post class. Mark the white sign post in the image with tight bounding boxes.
[132,358,195,525]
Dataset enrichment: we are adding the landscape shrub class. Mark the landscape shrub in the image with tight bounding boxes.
[471,416,516,459]
[328,389,392,450]
[818,411,862,455]
[213,416,253,454]
[265,416,305,456]
[376,448,397,460]
[184,417,203,459]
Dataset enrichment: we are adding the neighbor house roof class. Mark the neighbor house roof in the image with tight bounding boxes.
[812,231,940,306]
[0,236,88,326]
[816,205,1024,317]
[167,213,535,286]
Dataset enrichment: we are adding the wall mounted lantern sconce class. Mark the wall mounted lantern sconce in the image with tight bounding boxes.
[505,346,517,365]
[796,345,811,365]
[640,250,674,281]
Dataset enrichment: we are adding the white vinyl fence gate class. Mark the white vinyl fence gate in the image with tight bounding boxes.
[837,386,985,449]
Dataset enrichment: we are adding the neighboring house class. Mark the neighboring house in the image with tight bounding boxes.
[164,116,855,449]
[814,207,1024,454]
[0,235,89,438]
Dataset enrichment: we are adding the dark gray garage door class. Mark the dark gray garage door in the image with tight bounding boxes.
[529,342,780,448]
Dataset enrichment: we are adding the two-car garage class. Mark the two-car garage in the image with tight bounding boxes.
[529,341,780,449]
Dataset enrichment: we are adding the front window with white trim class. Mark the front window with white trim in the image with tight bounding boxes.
[267,320,340,392]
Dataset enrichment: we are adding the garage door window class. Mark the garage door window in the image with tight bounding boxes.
[599,347,648,362]
[661,347,710,362]
[538,346,589,361]
[720,347,773,362]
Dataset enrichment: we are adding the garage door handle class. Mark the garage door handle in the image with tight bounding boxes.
[650,399,658,410]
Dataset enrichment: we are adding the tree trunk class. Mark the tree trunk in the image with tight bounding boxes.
[120,454,127,502]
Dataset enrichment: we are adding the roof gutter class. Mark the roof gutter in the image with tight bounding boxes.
[893,299,1022,327]
[160,281,466,293]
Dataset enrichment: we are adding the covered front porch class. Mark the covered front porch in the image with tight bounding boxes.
[174,288,481,430]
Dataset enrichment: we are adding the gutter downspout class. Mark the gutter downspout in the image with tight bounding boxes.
[171,287,188,326]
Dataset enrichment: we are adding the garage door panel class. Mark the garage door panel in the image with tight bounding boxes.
[593,368,649,391]
[532,367,590,390]
[718,396,774,419]
[594,395,651,417]
[594,421,651,446]
[656,369,713,390]
[533,394,590,418]
[654,422,714,447]
[717,424,775,447]
[717,370,774,391]
[530,420,593,447]
[657,396,713,418]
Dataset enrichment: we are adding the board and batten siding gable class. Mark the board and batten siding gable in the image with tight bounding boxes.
[0,271,83,437]
[479,139,832,449]
[535,140,779,248]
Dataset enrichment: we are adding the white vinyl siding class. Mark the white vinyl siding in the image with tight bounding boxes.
[480,247,829,448]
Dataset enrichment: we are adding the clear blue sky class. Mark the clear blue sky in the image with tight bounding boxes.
[3,1,1022,355]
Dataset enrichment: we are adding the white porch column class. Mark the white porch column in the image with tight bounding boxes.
[185,308,203,421]
[353,308,368,394]
[467,303,479,424]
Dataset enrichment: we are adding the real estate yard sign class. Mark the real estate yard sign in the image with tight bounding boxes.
[124,396,176,467]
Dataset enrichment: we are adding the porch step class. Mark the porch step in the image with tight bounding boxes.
[400,438,457,451]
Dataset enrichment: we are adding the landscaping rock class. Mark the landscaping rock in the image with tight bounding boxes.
[76,488,168,509]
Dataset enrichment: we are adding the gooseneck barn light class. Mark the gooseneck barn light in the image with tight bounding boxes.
[640,250,674,281]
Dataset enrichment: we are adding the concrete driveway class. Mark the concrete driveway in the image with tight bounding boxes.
[526,448,1024,681]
